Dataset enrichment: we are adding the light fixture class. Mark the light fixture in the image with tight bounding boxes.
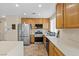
[16,4,19,7]
[24,13,26,15]
[38,4,42,8]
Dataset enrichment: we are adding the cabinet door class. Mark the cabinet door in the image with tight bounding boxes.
[49,41,55,56]
[34,19,38,24]
[39,19,43,24]
[64,4,79,28]
[43,35,46,47]
[21,18,32,24]
[56,4,64,28]
[48,41,64,56]
[43,19,50,30]
[54,46,64,56]
[31,35,34,44]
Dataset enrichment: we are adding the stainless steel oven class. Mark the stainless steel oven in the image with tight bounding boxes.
[34,29,43,42]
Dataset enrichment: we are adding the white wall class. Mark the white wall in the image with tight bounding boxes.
[4,16,21,41]
[50,17,57,33]
[0,16,21,41]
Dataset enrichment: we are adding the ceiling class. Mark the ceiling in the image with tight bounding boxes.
[0,3,56,18]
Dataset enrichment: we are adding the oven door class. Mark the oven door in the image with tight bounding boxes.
[35,37,43,42]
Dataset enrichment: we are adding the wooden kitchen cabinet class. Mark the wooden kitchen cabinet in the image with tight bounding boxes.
[34,19,39,24]
[43,18,50,30]
[56,3,64,28]
[64,4,79,28]
[43,35,46,47]
[48,41,64,56]
[21,18,50,30]
[39,19,43,24]
[21,18,32,24]
[33,18,43,24]
[31,35,35,44]
[56,3,79,28]
[43,36,64,56]
[49,41,55,56]
[37,18,43,24]
[54,46,64,56]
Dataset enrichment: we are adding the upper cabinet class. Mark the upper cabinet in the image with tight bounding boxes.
[56,3,79,28]
[21,18,32,24]
[48,41,64,56]
[34,18,43,24]
[43,18,50,30]
[56,3,64,28]
[64,4,79,28]
[21,18,50,30]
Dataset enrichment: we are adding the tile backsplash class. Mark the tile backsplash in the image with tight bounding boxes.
[59,29,79,47]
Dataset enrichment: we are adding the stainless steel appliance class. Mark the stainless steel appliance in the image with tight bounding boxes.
[46,39,49,53]
[34,29,43,42]
[18,24,31,45]
[35,29,43,37]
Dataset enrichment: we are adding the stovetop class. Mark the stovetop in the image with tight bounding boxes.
[34,29,43,37]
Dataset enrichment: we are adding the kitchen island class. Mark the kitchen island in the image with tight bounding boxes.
[0,41,24,56]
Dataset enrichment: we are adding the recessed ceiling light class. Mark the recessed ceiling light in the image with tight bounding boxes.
[2,16,6,18]
[38,4,42,8]
[16,4,19,7]
[24,13,26,15]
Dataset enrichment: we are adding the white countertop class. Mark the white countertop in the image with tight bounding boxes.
[45,35,79,56]
[0,41,23,55]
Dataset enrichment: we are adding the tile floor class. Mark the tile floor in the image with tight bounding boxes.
[24,42,48,56]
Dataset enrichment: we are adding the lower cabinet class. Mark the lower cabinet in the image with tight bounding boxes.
[31,35,34,44]
[54,46,64,56]
[48,41,64,56]
[43,35,46,47]
[43,35,49,53]
[49,41,55,56]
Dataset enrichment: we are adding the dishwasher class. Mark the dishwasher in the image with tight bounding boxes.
[46,38,49,53]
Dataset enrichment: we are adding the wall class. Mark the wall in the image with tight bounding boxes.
[0,16,21,41]
[50,17,58,33]
[4,16,21,41]
[50,18,56,32]
[0,18,5,41]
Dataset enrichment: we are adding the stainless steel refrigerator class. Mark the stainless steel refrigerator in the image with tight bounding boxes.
[18,24,31,45]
